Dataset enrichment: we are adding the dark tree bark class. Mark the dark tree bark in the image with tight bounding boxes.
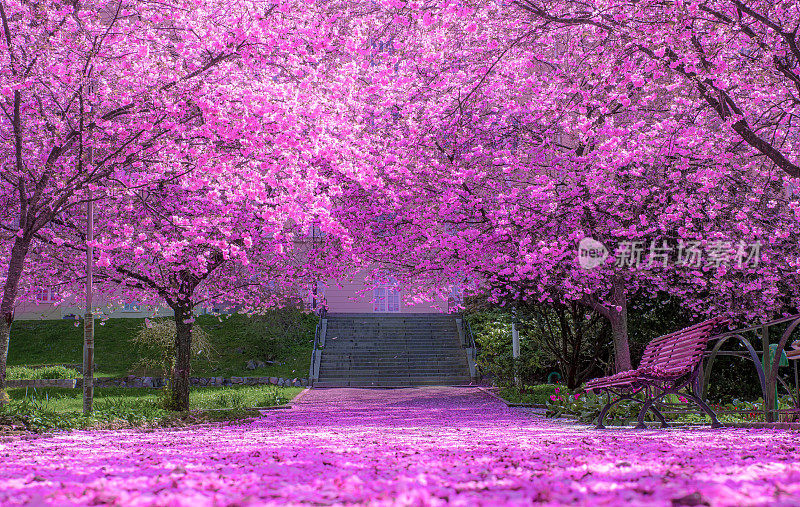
[584,276,632,373]
[529,300,610,389]
[0,236,32,398]
[168,300,194,412]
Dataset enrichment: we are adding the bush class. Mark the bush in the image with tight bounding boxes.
[7,365,81,380]
[130,319,216,377]
[466,310,552,387]
[498,385,557,405]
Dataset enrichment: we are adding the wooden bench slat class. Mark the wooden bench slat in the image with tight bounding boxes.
[587,317,728,428]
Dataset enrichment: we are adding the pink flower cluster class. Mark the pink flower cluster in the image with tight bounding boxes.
[1,387,799,506]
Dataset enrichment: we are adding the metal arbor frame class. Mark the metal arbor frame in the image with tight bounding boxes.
[701,314,800,423]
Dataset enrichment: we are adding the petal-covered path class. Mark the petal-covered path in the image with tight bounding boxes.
[1,387,800,506]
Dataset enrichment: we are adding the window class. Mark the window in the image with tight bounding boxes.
[373,277,400,313]
[308,282,327,311]
[122,302,139,313]
[448,285,464,311]
[35,288,59,304]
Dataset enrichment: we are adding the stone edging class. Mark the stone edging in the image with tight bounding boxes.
[7,376,310,389]
[723,421,800,430]
[289,388,312,405]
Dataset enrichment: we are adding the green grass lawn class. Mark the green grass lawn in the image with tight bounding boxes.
[8,385,304,412]
[8,311,316,379]
[1,385,305,432]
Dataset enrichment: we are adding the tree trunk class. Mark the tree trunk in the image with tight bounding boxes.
[168,302,193,412]
[0,317,10,403]
[608,305,632,372]
[0,237,31,397]
[584,276,633,373]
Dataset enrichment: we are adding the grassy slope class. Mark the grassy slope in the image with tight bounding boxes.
[8,312,316,379]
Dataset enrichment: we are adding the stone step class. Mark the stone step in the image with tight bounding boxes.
[319,371,467,377]
[320,359,467,366]
[315,314,471,387]
[320,363,468,370]
[322,348,464,354]
[321,350,464,355]
[325,334,457,338]
[321,358,467,365]
[320,358,467,368]
[314,378,473,387]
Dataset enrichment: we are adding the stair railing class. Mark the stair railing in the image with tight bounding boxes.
[308,306,327,386]
[462,314,482,381]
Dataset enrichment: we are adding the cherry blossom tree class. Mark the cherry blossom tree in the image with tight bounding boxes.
[0,0,345,399]
[54,171,332,411]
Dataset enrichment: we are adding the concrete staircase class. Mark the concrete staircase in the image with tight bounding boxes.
[314,314,473,387]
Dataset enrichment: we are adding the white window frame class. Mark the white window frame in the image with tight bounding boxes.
[35,287,58,304]
[373,277,400,313]
[122,302,140,313]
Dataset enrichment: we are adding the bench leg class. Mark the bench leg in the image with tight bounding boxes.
[596,395,625,429]
[684,392,724,428]
[635,398,669,429]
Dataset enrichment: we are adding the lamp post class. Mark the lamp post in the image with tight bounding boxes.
[83,147,94,415]
[83,77,96,415]
[512,308,520,388]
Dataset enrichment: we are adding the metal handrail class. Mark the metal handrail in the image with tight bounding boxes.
[464,316,482,380]
[308,306,327,384]
[465,317,477,349]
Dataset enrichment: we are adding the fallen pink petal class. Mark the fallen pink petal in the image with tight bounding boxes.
[2,388,799,506]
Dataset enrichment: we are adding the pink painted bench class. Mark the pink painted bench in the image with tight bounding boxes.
[586,317,729,429]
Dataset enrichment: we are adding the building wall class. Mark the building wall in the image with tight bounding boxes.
[14,296,174,321]
[319,275,456,314]
[16,275,458,320]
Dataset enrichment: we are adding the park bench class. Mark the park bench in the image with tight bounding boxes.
[586,316,730,429]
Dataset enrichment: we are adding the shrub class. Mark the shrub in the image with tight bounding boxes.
[7,365,81,380]
[546,387,649,426]
[466,310,552,387]
[498,385,557,405]
[130,319,216,378]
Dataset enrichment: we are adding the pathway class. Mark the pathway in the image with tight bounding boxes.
[1,387,799,505]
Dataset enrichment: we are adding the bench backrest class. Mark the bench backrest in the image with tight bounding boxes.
[638,317,728,377]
